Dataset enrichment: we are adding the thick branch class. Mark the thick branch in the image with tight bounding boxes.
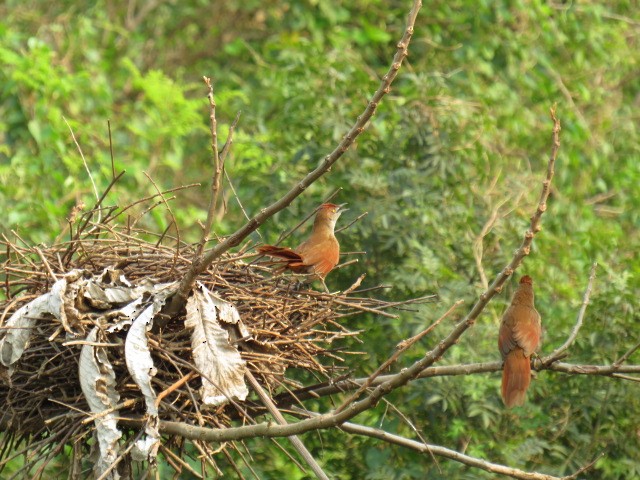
[120,393,602,480]
[162,0,423,320]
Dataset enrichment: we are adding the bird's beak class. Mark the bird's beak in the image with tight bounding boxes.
[337,203,349,212]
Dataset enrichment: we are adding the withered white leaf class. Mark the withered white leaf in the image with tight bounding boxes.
[185,284,248,407]
[124,304,158,416]
[107,281,177,333]
[124,295,177,464]
[0,275,68,367]
[131,416,160,463]
[78,327,121,479]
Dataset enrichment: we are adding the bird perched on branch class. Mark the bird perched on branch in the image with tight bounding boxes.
[257,203,348,289]
[498,275,542,408]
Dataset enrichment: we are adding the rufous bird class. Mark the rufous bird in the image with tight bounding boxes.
[498,275,542,408]
[257,203,347,289]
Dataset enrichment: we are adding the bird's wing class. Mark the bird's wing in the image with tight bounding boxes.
[257,245,303,261]
[296,238,339,278]
[500,305,541,357]
[498,312,518,358]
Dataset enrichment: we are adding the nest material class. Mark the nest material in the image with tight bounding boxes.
[0,210,429,476]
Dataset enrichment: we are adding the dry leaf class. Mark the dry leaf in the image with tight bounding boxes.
[0,275,68,367]
[79,327,121,480]
[185,284,248,407]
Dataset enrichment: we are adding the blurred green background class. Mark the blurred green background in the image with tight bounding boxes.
[1,0,639,478]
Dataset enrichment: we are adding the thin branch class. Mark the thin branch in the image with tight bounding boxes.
[34,247,58,282]
[335,211,368,234]
[473,200,503,290]
[224,169,253,224]
[245,371,329,480]
[543,262,597,365]
[331,418,599,480]
[220,111,242,162]
[102,182,200,224]
[610,373,640,382]
[614,340,640,367]
[95,428,145,480]
[107,119,115,180]
[162,0,423,320]
[142,171,181,265]
[63,116,99,204]
[155,372,196,409]
[62,170,126,263]
[199,76,224,255]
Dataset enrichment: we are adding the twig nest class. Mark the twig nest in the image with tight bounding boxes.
[0,225,427,475]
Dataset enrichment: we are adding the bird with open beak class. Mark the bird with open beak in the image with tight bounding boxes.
[257,203,348,290]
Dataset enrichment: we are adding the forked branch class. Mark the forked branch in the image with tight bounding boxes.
[162,0,423,320]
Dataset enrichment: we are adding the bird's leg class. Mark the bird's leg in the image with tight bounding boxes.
[530,351,542,376]
[320,278,330,294]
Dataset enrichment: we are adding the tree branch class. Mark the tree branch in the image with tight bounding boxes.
[245,371,329,480]
[198,76,224,255]
[161,0,423,321]
[268,360,640,407]
[543,262,597,365]
[123,106,563,446]
[614,340,640,367]
[310,413,598,480]
[334,300,463,413]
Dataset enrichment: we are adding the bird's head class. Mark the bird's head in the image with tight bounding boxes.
[316,203,348,230]
[519,275,533,285]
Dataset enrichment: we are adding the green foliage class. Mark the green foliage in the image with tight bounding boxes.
[1,0,639,478]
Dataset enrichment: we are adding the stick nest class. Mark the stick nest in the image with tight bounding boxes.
[0,207,431,475]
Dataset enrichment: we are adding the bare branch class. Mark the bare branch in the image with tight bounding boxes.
[199,76,224,255]
[284,360,640,405]
[63,116,99,204]
[142,171,181,266]
[345,105,561,407]
[62,170,126,264]
[163,0,423,320]
[220,111,241,162]
[472,196,509,290]
[543,262,597,365]
[614,340,640,367]
[245,371,329,480]
[335,211,369,234]
[325,417,588,480]
[121,403,601,480]
[107,120,115,180]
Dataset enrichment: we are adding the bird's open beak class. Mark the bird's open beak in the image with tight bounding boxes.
[337,203,349,212]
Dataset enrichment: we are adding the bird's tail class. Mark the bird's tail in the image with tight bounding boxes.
[257,245,303,261]
[501,348,531,408]
[257,245,308,273]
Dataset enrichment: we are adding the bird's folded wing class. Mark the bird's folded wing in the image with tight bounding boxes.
[257,245,303,261]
